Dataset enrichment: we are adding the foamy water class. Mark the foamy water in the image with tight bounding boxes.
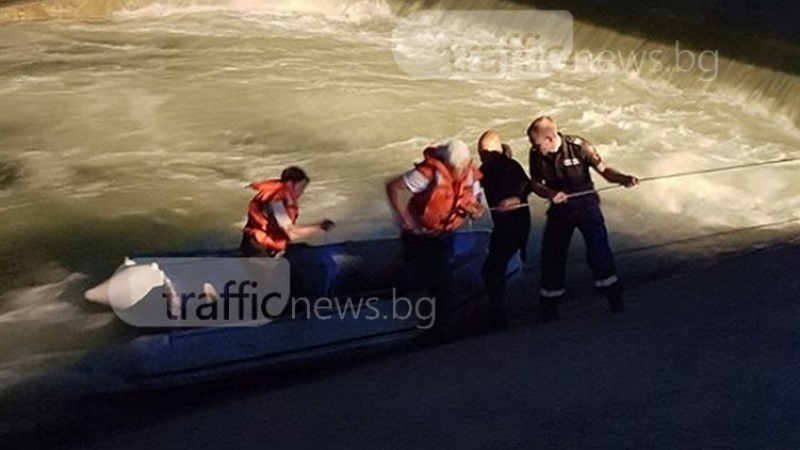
[0,0,799,387]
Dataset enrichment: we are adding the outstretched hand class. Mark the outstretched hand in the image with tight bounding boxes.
[320,219,336,232]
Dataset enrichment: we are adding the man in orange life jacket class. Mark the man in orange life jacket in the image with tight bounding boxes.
[477,130,532,331]
[386,140,484,334]
[240,166,335,257]
[527,116,638,322]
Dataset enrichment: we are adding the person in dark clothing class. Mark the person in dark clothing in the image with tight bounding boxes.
[478,130,532,330]
[527,116,638,322]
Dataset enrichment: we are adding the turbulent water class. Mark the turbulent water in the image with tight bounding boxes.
[0,0,799,390]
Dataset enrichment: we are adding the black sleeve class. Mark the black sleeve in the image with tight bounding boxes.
[528,148,543,183]
[512,158,532,197]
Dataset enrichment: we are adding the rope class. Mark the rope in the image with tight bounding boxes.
[488,156,800,209]
[566,156,800,200]
[637,156,800,182]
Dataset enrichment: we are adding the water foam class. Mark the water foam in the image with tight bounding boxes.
[114,0,393,23]
[0,272,91,324]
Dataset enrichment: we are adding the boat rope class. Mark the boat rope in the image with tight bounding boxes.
[489,155,800,209]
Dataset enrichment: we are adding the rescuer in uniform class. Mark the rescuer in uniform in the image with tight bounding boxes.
[527,116,638,322]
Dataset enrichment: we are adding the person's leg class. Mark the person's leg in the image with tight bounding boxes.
[240,233,256,256]
[402,232,452,331]
[427,233,455,332]
[539,208,575,322]
[481,214,522,330]
[511,208,531,264]
[577,203,624,313]
[240,233,277,257]
[401,231,429,291]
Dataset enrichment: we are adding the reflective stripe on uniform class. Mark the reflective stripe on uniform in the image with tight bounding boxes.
[540,288,566,298]
[594,275,619,288]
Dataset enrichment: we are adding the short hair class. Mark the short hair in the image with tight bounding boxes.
[280,166,309,183]
[477,129,502,152]
[526,115,557,137]
[438,139,471,170]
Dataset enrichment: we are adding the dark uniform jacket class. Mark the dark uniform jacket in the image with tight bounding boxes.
[528,133,605,195]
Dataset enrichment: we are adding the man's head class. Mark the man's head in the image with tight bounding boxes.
[437,139,472,175]
[477,129,503,153]
[527,115,559,155]
[280,166,310,198]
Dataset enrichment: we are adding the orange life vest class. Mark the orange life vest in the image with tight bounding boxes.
[243,180,299,253]
[408,147,482,232]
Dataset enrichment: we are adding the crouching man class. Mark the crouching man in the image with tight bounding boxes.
[386,140,484,339]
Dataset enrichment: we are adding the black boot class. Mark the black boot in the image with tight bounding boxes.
[539,296,561,323]
[604,283,625,313]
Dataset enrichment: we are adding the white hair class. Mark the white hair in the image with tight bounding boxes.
[437,139,471,170]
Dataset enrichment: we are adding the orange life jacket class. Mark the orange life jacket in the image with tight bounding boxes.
[243,180,299,252]
[408,147,482,232]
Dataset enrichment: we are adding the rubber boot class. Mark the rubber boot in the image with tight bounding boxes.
[539,296,561,323]
[604,282,625,313]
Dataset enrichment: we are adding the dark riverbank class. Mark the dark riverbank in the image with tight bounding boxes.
[516,0,800,75]
[398,0,800,76]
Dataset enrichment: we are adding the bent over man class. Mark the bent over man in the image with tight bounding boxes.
[386,140,484,338]
[527,116,638,322]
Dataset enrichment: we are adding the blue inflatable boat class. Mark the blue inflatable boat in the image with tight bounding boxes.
[79,230,521,389]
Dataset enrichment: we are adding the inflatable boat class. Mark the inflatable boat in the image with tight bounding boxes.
[80,230,521,389]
